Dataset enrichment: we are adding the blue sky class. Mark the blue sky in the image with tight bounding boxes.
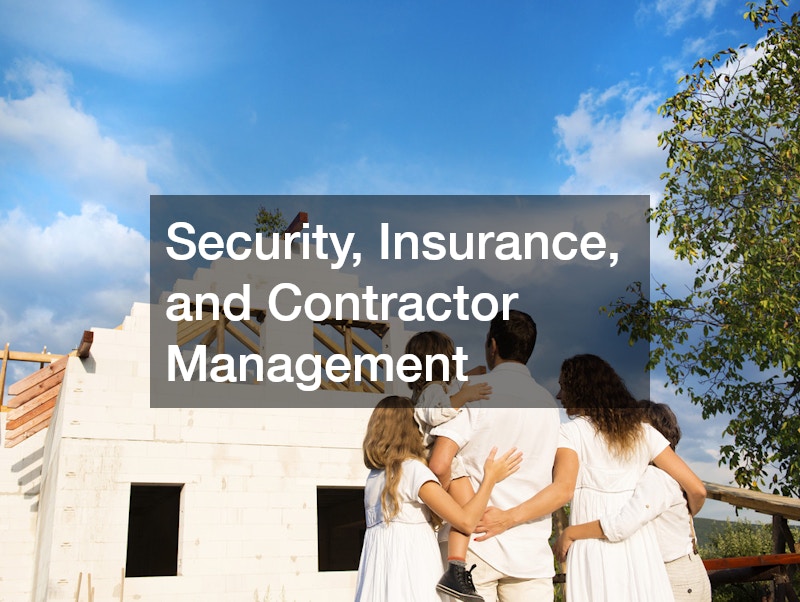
[0,0,779,520]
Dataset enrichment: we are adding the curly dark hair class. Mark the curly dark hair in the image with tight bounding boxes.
[559,354,645,457]
[639,400,682,450]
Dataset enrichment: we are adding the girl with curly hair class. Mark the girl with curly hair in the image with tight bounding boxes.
[354,396,521,602]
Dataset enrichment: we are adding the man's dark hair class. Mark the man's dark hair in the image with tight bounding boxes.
[487,309,537,364]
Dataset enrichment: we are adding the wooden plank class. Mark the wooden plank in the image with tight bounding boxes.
[313,327,385,392]
[242,318,261,336]
[7,350,64,363]
[225,322,260,354]
[6,386,59,422]
[4,410,54,448]
[200,325,218,346]
[76,330,93,359]
[704,482,800,521]
[7,355,68,398]
[5,367,65,409]
[703,553,800,571]
[314,326,346,355]
[176,314,216,346]
[7,398,56,431]
[344,324,354,390]
[216,317,227,354]
[320,318,389,338]
[331,324,380,356]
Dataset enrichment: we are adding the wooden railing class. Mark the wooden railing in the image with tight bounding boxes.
[701,482,800,601]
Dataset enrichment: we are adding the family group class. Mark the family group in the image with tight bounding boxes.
[354,310,711,602]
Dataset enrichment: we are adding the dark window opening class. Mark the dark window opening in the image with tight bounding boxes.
[317,487,365,571]
[126,484,183,577]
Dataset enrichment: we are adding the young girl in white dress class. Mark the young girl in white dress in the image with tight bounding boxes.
[553,354,706,602]
[354,396,521,602]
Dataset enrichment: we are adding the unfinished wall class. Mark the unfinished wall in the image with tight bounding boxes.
[30,286,410,601]
[0,416,45,602]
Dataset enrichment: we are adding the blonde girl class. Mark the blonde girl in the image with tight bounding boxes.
[354,396,521,602]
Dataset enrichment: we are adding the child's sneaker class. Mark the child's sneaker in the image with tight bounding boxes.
[436,563,484,601]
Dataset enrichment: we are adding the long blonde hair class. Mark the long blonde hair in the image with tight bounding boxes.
[363,396,428,522]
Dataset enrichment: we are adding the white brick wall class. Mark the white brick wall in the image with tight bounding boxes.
[0,418,45,602]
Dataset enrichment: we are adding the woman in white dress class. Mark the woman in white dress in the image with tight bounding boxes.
[354,396,522,602]
[553,354,706,602]
[554,401,711,601]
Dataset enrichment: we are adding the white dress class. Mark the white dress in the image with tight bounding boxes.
[559,417,675,602]
[354,459,444,602]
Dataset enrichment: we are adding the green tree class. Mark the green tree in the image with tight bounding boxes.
[255,206,288,234]
[609,0,800,495]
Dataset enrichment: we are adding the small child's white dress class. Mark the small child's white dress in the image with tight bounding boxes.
[413,381,469,479]
[354,459,444,601]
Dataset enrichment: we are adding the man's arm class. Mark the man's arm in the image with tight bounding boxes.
[429,435,460,491]
[474,447,578,541]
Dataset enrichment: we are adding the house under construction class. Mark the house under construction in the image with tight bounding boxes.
[1,226,411,602]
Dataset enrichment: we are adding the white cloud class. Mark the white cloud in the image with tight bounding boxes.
[555,83,667,198]
[0,60,160,209]
[553,83,701,290]
[0,0,200,79]
[638,0,723,33]
[0,204,149,354]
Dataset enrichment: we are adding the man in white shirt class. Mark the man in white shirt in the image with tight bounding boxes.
[429,310,560,602]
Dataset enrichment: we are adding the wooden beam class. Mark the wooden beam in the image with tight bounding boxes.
[285,211,308,234]
[224,322,260,354]
[0,342,8,408]
[313,327,384,392]
[704,553,800,571]
[344,324,354,390]
[242,318,261,336]
[320,318,389,338]
[76,330,93,359]
[703,482,800,521]
[330,324,380,357]
[6,350,64,363]
[314,326,345,356]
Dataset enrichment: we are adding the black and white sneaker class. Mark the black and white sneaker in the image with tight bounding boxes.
[436,563,484,602]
